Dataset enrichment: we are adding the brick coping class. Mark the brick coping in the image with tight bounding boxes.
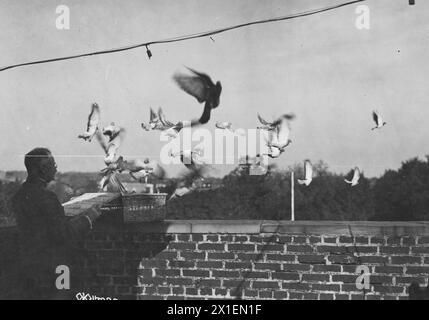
[96,220,429,236]
[2,220,429,236]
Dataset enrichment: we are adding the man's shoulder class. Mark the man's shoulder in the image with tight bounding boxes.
[13,182,59,203]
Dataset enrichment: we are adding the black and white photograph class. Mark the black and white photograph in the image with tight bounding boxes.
[0,0,428,306]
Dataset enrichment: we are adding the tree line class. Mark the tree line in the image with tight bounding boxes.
[1,156,429,222]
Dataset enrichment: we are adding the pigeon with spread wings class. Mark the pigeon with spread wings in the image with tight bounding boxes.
[141,107,169,131]
[99,166,127,193]
[371,110,386,130]
[102,122,123,142]
[157,108,200,139]
[173,67,222,124]
[257,113,295,131]
[78,103,100,142]
[259,113,295,158]
[266,113,295,150]
[215,121,245,136]
[298,160,313,186]
[345,167,360,187]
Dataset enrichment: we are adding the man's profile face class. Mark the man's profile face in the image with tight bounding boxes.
[39,155,57,182]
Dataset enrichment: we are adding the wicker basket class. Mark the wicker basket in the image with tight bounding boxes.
[121,193,167,223]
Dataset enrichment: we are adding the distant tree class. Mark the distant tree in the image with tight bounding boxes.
[0,181,21,219]
[371,157,429,221]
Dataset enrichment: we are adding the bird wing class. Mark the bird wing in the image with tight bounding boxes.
[86,103,100,132]
[158,107,175,127]
[305,160,313,180]
[104,129,124,164]
[282,113,296,121]
[352,167,360,181]
[102,123,122,142]
[215,122,225,129]
[276,119,291,147]
[216,122,232,130]
[186,67,215,87]
[372,111,379,125]
[173,73,207,103]
[257,113,272,126]
[109,173,127,194]
[265,128,278,147]
[377,112,383,125]
[150,107,158,122]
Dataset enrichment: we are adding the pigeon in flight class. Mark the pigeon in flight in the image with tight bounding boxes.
[257,113,296,131]
[371,110,387,130]
[298,160,313,186]
[99,168,127,194]
[96,126,125,165]
[173,67,222,124]
[99,157,127,193]
[102,122,123,142]
[215,121,245,136]
[141,107,169,131]
[345,167,360,186]
[259,113,295,158]
[157,108,199,139]
[78,103,100,142]
[266,114,294,150]
[216,121,233,130]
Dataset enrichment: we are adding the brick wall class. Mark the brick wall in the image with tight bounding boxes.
[1,220,429,300]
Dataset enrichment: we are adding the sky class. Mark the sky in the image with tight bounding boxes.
[0,0,428,178]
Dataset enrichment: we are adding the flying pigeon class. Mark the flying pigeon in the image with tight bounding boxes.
[96,126,125,165]
[173,67,222,124]
[371,110,387,130]
[141,107,170,131]
[266,114,294,150]
[157,108,199,139]
[94,123,127,193]
[99,157,127,193]
[297,160,313,186]
[216,121,233,130]
[78,103,100,142]
[215,121,245,136]
[345,167,360,186]
[259,113,295,158]
[102,122,123,142]
[257,113,296,131]
[99,168,127,193]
